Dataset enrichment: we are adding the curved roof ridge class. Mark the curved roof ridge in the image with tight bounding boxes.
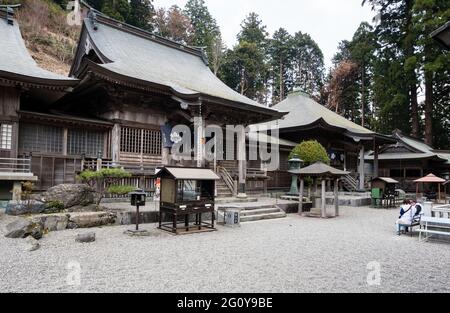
[271,92,374,135]
[90,11,207,63]
[0,17,77,87]
[74,16,280,113]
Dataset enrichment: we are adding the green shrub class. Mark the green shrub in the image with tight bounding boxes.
[107,185,136,196]
[78,168,132,182]
[45,200,65,212]
[289,140,330,166]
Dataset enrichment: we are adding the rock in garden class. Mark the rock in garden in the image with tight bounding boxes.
[76,232,96,243]
[68,212,116,229]
[67,204,101,213]
[25,237,40,252]
[4,218,43,239]
[30,223,44,240]
[5,200,46,216]
[32,214,69,232]
[40,184,95,209]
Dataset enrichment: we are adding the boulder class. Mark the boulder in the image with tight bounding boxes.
[67,204,102,213]
[76,232,96,243]
[30,224,44,240]
[25,237,40,252]
[68,212,116,229]
[40,184,95,209]
[5,200,46,216]
[32,214,69,232]
[4,218,43,239]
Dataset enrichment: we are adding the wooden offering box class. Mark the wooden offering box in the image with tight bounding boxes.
[156,167,220,235]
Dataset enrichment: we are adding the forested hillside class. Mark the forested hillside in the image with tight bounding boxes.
[1,0,449,148]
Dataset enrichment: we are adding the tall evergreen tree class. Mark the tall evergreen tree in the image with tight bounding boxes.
[101,0,130,22]
[127,0,155,31]
[363,0,413,135]
[237,12,268,48]
[291,32,325,98]
[184,0,221,68]
[412,0,450,145]
[220,13,269,103]
[268,28,294,103]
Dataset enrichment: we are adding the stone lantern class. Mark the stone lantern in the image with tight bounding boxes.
[287,155,304,196]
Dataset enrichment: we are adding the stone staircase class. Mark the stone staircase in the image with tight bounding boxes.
[216,179,234,198]
[343,174,358,192]
[240,204,287,222]
[217,201,287,223]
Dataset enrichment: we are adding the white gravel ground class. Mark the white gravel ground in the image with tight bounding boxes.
[0,206,449,293]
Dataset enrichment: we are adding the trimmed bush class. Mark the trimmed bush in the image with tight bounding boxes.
[289,140,330,166]
[106,185,136,196]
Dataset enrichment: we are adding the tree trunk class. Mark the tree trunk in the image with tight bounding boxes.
[240,68,245,95]
[361,64,365,127]
[410,84,419,138]
[405,0,420,139]
[280,58,284,101]
[424,71,433,146]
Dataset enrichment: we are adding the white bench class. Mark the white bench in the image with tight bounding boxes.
[419,216,450,242]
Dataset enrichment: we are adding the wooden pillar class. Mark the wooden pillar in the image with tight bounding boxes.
[12,181,22,201]
[10,121,19,159]
[111,123,121,165]
[194,115,205,168]
[359,145,365,190]
[343,152,347,172]
[334,178,339,217]
[237,127,247,198]
[438,184,441,204]
[299,178,304,214]
[373,139,379,179]
[321,179,326,218]
[62,128,68,156]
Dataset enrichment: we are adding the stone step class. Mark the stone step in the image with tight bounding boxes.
[240,208,280,216]
[217,193,233,197]
[239,204,276,211]
[240,211,287,223]
[216,186,232,191]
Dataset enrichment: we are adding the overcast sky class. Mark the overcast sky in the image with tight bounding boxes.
[153,0,376,69]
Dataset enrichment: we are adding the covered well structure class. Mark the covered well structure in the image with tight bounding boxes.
[293,162,349,218]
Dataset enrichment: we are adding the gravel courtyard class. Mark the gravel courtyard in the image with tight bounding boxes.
[1,206,449,293]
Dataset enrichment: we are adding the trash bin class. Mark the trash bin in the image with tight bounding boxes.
[224,208,240,227]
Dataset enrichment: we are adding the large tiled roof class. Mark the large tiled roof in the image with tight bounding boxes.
[74,14,280,115]
[257,91,375,137]
[366,130,450,164]
[0,15,76,86]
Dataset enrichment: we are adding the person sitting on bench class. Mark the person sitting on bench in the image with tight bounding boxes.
[395,200,423,235]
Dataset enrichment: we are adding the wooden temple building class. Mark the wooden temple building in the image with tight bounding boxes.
[0,7,284,200]
[255,91,396,191]
[0,5,406,201]
[365,130,450,192]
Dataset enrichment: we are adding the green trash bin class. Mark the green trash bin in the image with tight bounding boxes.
[371,188,382,208]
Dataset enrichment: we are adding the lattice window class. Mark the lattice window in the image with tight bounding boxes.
[143,128,162,155]
[68,129,105,157]
[0,124,12,150]
[19,123,63,154]
[120,127,161,155]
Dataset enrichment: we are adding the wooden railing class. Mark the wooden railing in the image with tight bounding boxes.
[343,174,358,192]
[0,157,31,173]
[81,158,157,174]
[247,168,268,179]
[217,166,236,196]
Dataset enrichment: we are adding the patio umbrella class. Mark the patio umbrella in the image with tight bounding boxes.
[414,174,446,203]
